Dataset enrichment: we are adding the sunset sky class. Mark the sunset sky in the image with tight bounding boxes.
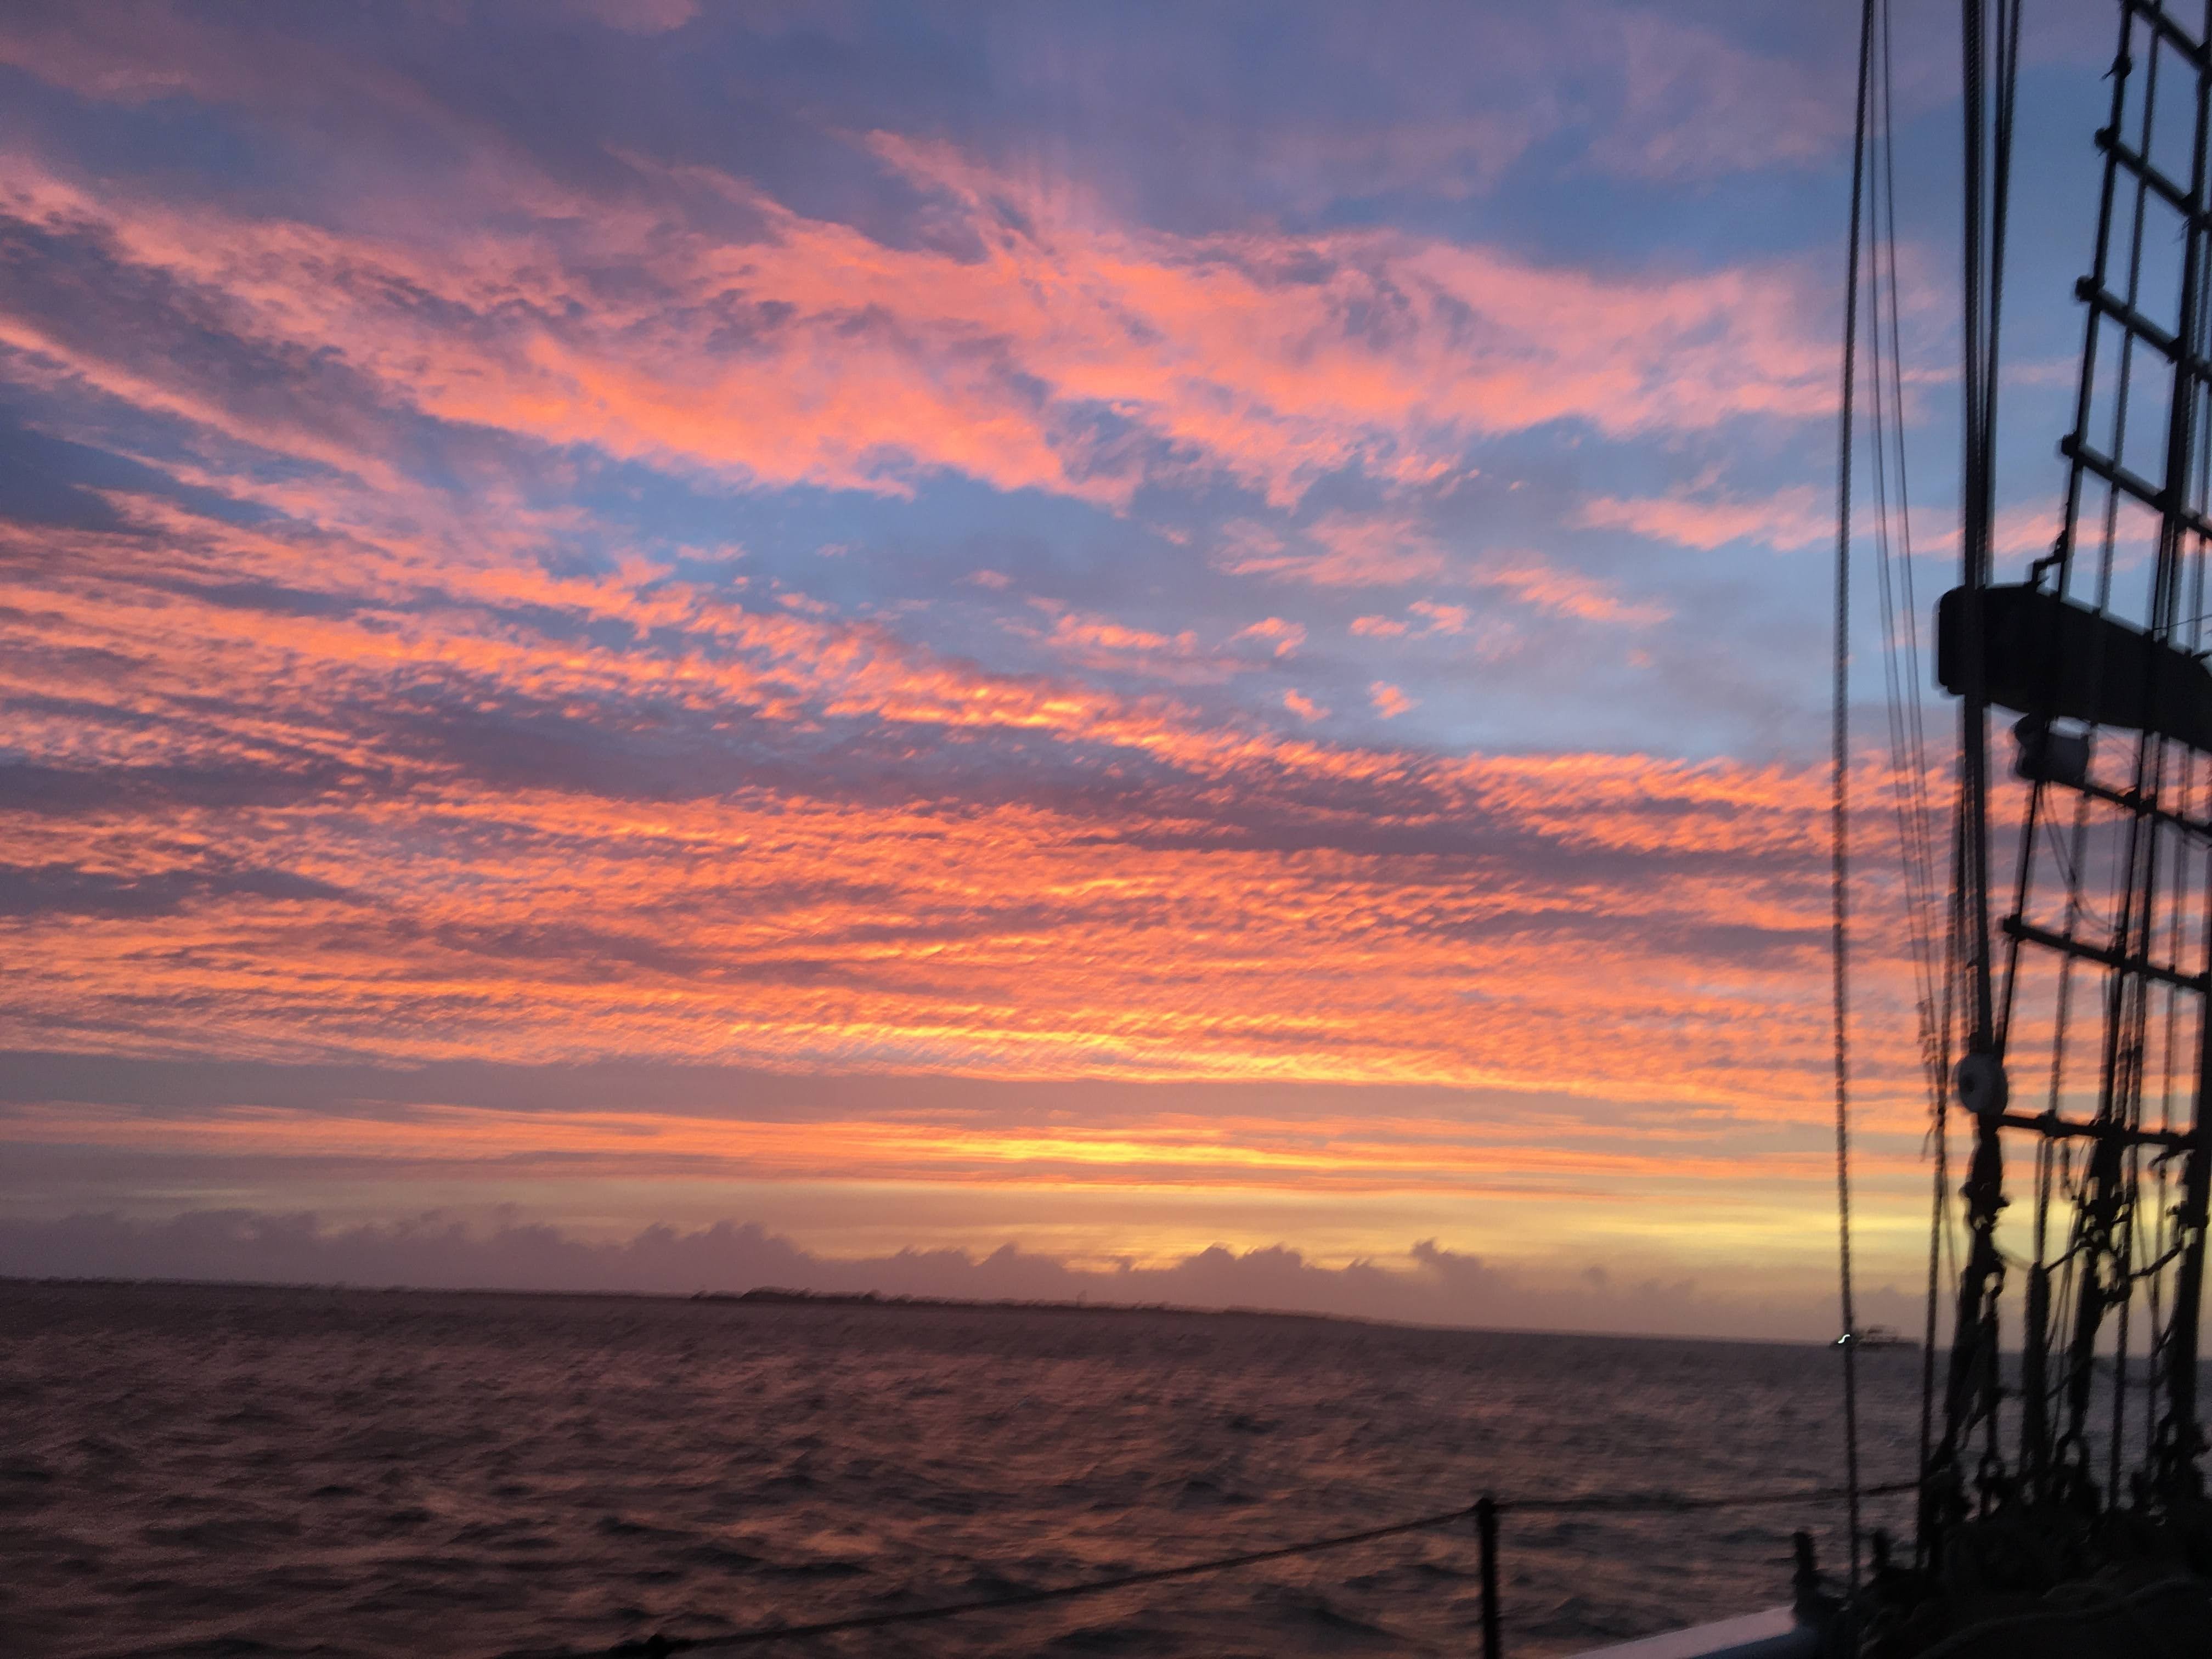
[0,2,2128,1335]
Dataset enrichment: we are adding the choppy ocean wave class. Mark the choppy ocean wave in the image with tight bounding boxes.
[3,1280,1921,1657]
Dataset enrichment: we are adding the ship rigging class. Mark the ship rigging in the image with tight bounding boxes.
[1837,0,2212,1646]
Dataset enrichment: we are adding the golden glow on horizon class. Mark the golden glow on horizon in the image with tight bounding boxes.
[5,1099,1932,1194]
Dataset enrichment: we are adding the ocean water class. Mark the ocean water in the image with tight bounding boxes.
[2,1280,1923,1659]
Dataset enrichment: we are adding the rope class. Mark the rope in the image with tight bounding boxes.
[1504,1477,1915,1515]
[501,1479,1920,1658]
[1853,12,1952,1542]
[1866,0,1943,1084]
[1830,0,1877,1600]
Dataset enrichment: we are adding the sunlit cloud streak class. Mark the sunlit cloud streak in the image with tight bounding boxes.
[0,468,1919,1107]
[1576,488,1831,555]
[0,142,1836,513]
[9,1096,1929,1192]
[0,0,2091,1321]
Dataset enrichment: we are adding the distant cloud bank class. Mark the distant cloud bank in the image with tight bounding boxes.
[0,1209,1926,1341]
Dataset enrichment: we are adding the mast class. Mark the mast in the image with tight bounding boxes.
[2156,0,2212,1503]
[1925,0,2010,1559]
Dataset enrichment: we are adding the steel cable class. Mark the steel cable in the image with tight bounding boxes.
[495,1479,1919,1659]
[1831,0,1879,1603]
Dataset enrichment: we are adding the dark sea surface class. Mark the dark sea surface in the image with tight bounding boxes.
[2,1280,1923,1659]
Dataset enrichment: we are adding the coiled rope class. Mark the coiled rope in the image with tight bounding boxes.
[501,1477,1918,1658]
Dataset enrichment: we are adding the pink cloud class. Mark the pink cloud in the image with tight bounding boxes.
[1920,503,2067,560]
[1576,485,1829,552]
[1008,600,1237,682]
[1233,617,1306,657]
[1369,680,1415,719]
[0,134,1836,516]
[1227,512,1452,586]
[1282,689,1329,723]
[1580,483,2063,571]
[1408,600,1468,635]
[1994,504,2065,557]
[1235,518,1658,635]
[1476,557,1669,625]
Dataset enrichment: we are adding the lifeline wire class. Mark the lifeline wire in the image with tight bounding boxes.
[501,1479,1919,1659]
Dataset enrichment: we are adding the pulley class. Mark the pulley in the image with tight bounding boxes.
[1954,1051,2008,1118]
